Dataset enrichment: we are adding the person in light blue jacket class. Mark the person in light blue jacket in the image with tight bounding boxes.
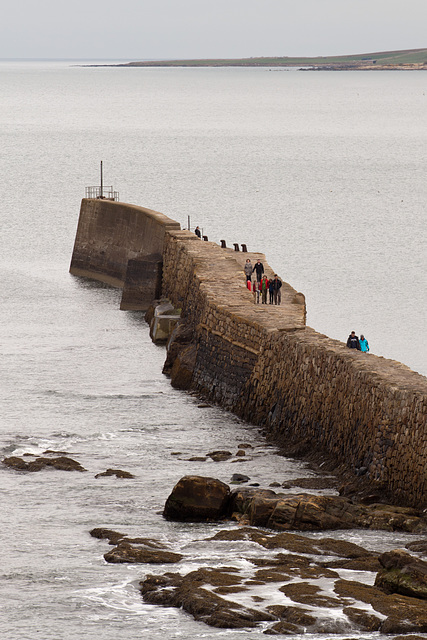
[360,335,370,352]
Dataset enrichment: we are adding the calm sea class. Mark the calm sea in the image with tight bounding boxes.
[0,60,426,639]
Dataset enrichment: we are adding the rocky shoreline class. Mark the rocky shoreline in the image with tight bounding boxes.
[4,440,427,634]
[90,474,427,634]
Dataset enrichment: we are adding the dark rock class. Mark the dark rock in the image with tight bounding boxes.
[392,635,427,640]
[139,569,275,629]
[162,321,194,375]
[3,455,86,472]
[230,488,427,533]
[267,604,316,627]
[187,456,207,462]
[169,344,197,390]
[163,475,230,522]
[95,468,135,478]
[104,541,183,564]
[90,527,127,543]
[207,450,232,462]
[235,449,246,457]
[281,476,338,491]
[343,606,382,631]
[2,456,28,470]
[375,549,427,599]
[335,578,427,634]
[280,581,346,608]
[406,540,427,556]
[231,473,250,483]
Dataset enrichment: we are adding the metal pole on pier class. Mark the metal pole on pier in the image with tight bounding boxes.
[100,161,104,198]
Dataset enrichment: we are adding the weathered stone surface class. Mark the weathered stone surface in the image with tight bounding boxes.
[94,468,135,478]
[163,475,230,522]
[139,569,275,628]
[90,528,127,544]
[163,477,427,532]
[229,487,427,532]
[170,344,197,389]
[2,455,86,472]
[375,549,427,599]
[343,606,382,631]
[104,541,182,564]
[406,540,427,555]
[335,579,427,634]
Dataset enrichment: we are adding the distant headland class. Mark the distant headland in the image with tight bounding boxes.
[89,48,427,70]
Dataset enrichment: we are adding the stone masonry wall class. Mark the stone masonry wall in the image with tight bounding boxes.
[70,199,180,287]
[162,229,427,508]
[69,200,427,508]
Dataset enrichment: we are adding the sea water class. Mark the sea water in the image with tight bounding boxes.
[0,60,426,639]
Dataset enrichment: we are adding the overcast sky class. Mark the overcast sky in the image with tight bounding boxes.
[3,0,426,60]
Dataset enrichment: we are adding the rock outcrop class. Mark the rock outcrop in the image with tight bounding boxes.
[163,476,427,533]
[375,549,427,600]
[2,455,86,472]
[163,475,230,522]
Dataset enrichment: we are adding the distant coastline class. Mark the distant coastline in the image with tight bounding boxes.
[86,48,427,70]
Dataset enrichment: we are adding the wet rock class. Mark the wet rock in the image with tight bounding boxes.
[393,636,427,640]
[264,621,300,634]
[230,473,250,483]
[267,604,316,627]
[281,476,338,491]
[139,569,275,629]
[406,540,427,556]
[163,475,230,522]
[95,468,135,478]
[2,456,28,470]
[90,528,127,544]
[335,578,427,634]
[343,606,382,631]
[164,477,426,533]
[2,455,86,472]
[230,488,427,533]
[187,456,207,462]
[375,549,427,599]
[169,344,197,390]
[235,449,246,456]
[104,541,183,564]
[280,581,346,608]
[207,450,232,462]
[321,555,381,572]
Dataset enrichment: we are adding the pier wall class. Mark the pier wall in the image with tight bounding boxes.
[70,200,427,507]
[162,230,427,508]
[69,198,180,288]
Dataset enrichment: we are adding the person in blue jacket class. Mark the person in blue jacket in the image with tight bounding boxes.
[359,334,370,352]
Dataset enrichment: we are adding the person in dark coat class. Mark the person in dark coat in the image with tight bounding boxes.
[252,259,264,282]
[271,274,282,305]
[194,226,201,238]
[347,331,361,350]
[268,278,274,304]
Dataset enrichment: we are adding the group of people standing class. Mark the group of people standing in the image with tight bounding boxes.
[347,331,370,352]
[244,259,282,305]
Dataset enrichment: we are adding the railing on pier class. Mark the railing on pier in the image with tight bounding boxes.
[85,186,120,201]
